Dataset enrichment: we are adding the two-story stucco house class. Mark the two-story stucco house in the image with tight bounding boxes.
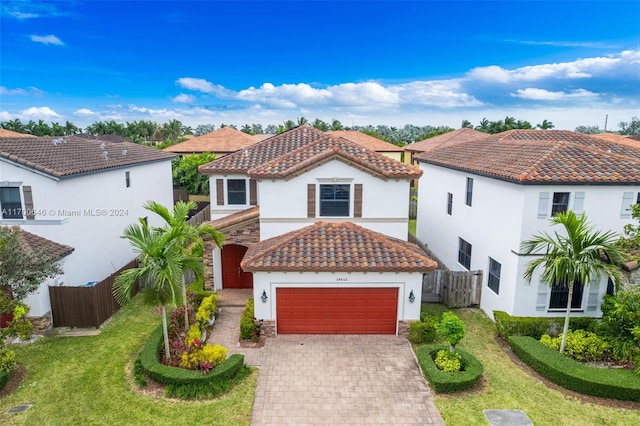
[198,126,437,336]
[0,136,175,327]
[414,130,639,320]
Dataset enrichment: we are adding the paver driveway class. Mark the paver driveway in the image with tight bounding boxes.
[211,301,444,426]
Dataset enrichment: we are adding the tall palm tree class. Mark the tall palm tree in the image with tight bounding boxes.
[475,118,490,133]
[113,218,199,362]
[521,211,623,353]
[143,201,224,330]
[537,119,555,130]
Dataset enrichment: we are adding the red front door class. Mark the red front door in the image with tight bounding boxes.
[221,244,253,289]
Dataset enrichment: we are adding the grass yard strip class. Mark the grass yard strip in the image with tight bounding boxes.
[419,305,640,426]
[0,297,256,426]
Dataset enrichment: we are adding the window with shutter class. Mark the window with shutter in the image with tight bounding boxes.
[354,184,362,218]
[216,179,224,206]
[307,184,316,218]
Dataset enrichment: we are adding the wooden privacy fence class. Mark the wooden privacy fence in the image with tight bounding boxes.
[49,258,139,328]
[187,203,210,226]
[422,269,483,308]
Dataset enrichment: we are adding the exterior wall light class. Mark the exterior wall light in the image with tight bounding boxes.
[261,290,268,303]
[409,290,416,303]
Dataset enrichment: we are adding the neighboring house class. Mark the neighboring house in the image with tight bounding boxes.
[198,126,436,336]
[328,130,406,163]
[414,130,639,320]
[0,136,175,327]
[404,128,487,167]
[163,127,261,157]
[0,129,35,138]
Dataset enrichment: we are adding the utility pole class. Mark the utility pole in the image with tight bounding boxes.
[604,114,608,132]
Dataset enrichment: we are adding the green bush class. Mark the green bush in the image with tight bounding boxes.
[138,325,245,399]
[437,312,465,351]
[0,346,16,373]
[240,298,261,341]
[408,316,438,344]
[599,289,640,373]
[508,336,640,402]
[540,330,612,362]
[133,357,147,387]
[0,369,9,390]
[435,350,462,372]
[416,344,483,393]
[494,310,598,339]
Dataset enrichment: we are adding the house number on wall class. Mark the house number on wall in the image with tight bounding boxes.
[336,277,348,282]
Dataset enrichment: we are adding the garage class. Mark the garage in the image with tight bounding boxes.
[276,287,398,334]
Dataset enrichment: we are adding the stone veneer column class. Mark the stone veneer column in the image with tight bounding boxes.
[203,239,216,291]
[29,311,53,332]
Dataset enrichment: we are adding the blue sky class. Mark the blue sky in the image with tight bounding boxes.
[1,1,639,131]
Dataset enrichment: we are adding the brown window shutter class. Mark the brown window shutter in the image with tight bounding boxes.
[354,184,362,218]
[307,184,316,218]
[22,186,35,220]
[216,179,224,206]
[249,179,257,205]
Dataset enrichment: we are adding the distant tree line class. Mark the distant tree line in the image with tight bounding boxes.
[2,116,638,148]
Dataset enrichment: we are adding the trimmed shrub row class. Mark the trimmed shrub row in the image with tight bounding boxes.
[415,344,484,393]
[508,336,640,402]
[138,325,246,399]
[494,310,597,339]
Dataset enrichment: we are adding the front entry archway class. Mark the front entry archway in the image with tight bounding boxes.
[221,244,253,289]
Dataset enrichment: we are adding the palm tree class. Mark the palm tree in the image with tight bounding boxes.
[330,119,344,131]
[475,118,490,133]
[113,218,198,362]
[521,211,623,353]
[537,119,555,130]
[143,201,224,330]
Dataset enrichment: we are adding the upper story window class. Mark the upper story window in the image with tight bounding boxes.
[465,177,473,207]
[227,179,247,205]
[551,192,570,216]
[319,184,350,217]
[447,192,453,215]
[487,258,501,295]
[125,171,131,188]
[0,187,23,219]
[458,237,472,270]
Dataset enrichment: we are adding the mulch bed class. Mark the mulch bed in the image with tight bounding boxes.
[495,336,640,410]
[0,365,26,399]
[238,336,265,348]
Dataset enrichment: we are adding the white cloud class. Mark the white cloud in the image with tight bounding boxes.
[175,77,234,97]
[0,86,45,96]
[21,106,61,118]
[393,80,483,107]
[512,88,599,101]
[171,93,196,103]
[127,104,183,119]
[0,111,13,121]
[30,34,64,45]
[466,50,637,83]
[74,108,98,116]
[2,1,69,20]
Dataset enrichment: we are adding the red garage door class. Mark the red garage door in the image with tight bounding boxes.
[276,287,398,334]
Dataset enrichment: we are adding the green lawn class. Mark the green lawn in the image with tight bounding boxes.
[0,297,256,426]
[421,304,640,425]
[408,219,416,236]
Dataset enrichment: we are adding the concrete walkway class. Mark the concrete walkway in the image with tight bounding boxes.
[208,290,444,425]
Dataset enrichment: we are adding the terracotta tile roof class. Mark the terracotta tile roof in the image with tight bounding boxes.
[4,226,74,259]
[628,134,640,142]
[328,130,404,152]
[75,133,132,143]
[164,127,257,154]
[241,221,438,272]
[249,134,421,179]
[415,129,640,184]
[405,128,487,153]
[199,126,420,179]
[207,206,260,231]
[0,136,175,179]
[589,132,640,147]
[0,129,35,138]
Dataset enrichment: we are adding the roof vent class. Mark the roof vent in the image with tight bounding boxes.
[99,142,106,150]
[122,149,127,156]
[52,137,66,145]
[101,151,109,160]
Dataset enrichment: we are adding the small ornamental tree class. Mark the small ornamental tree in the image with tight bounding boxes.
[437,312,465,353]
[599,286,640,373]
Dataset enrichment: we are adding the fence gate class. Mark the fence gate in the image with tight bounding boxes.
[422,269,483,308]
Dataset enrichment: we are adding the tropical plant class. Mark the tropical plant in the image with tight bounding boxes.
[437,312,465,353]
[599,286,640,372]
[113,217,202,362]
[142,201,224,331]
[0,227,64,301]
[536,119,555,130]
[521,211,624,354]
[171,152,217,195]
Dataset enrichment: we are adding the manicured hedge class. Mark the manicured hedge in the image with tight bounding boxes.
[138,325,246,399]
[0,369,9,390]
[508,336,640,402]
[494,311,597,339]
[415,344,483,393]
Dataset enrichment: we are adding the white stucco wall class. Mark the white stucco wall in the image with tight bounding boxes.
[416,161,637,319]
[251,271,423,334]
[2,160,174,316]
[259,159,412,240]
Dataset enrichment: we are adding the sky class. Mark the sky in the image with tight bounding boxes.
[0,0,639,131]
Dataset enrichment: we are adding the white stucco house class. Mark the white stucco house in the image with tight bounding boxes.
[414,130,639,320]
[0,136,175,327]
[198,126,436,336]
